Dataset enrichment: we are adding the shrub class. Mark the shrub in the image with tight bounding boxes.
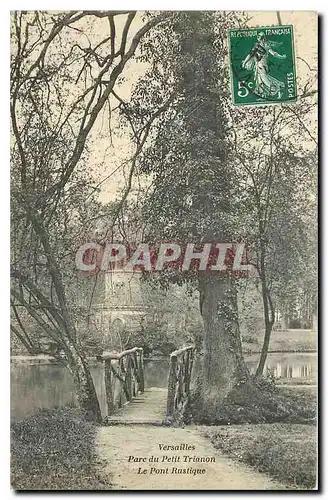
[242,334,259,345]
[126,325,178,357]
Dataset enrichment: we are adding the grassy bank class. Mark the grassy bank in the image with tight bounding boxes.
[191,377,317,426]
[243,329,317,353]
[11,407,111,490]
[201,423,317,490]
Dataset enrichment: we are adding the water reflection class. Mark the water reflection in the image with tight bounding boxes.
[10,353,316,421]
[245,353,317,380]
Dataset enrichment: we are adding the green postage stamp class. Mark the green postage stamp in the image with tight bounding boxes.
[228,25,297,106]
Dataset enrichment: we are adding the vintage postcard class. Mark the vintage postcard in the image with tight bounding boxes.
[10,10,318,491]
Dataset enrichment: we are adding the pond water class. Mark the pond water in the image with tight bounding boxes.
[10,359,171,421]
[10,352,317,421]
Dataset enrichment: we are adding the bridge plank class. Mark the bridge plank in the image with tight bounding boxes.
[105,388,167,425]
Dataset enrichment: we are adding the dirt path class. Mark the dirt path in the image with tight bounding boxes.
[95,425,284,490]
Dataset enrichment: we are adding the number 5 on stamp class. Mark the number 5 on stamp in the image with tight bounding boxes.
[228,25,297,106]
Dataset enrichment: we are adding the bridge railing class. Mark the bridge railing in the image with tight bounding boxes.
[98,347,144,416]
[166,345,195,421]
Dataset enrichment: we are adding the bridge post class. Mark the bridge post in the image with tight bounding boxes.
[104,359,115,415]
[126,357,133,401]
[139,349,145,393]
[166,346,195,422]
[166,354,177,417]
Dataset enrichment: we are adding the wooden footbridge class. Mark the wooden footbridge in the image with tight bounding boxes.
[97,346,195,426]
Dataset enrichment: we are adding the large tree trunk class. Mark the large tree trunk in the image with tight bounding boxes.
[198,276,249,402]
[63,340,102,423]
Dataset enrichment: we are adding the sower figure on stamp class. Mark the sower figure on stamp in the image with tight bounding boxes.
[242,31,286,99]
